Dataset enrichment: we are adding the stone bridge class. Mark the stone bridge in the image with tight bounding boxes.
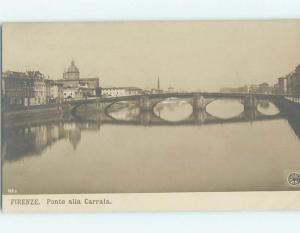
[66,92,292,126]
[68,92,292,115]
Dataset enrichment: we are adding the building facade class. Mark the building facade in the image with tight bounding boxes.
[277,77,287,94]
[49,81,64,103]
[101,87,144,97]
[258,82,270,94]
[288,65,300,94]
[63,87,81,99]
[275,65,300,95]
[2,71,35,107]
[220,85,249,93]
[30,76,47,105]
[2,70,64,108]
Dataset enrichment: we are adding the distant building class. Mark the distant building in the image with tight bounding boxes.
[58,61,100,99]
[101,87,144,97]
[63,87,81,99]
[168,87,175,93]
[220,85,248,93]
[258,82,270,94]
[2,71,35,106]
[286,72,294,94]
[249,84,260,93]
[277,77,287,94]
[2,70,65,108]
[149,88,164,94]
[273,83,279,93]
[220,83,274,94]
[2,70,63,107]
[30,72,47,105]
[149,77,164,94]
[289,65,300,94]
[58,78,100,99]
[49,81,64,103]
[274,65,300,95]
[295,65,300,93]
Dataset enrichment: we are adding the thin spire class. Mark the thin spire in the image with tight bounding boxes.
[157,76,160,90]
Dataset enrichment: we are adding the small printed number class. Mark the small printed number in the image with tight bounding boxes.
[7,188,18,194]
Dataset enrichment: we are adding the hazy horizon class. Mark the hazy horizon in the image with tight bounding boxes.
[3,20,300,91]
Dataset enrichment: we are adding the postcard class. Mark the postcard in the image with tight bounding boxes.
[1,20,300,212]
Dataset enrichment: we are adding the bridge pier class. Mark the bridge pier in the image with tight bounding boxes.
[244,108,257,121]
[244,95,257,111]
[243,95,257,121]
[193,93,206,112]
[95,101,106,111]
[139,95,151,112]
[139,112,151,125]
[193,110,207,124]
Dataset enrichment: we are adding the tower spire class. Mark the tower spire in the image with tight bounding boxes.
[157,76,160,90]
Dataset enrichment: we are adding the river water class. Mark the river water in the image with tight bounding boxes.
[2,99,300,194]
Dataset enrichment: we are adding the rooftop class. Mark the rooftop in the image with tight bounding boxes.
[102,87,143,90]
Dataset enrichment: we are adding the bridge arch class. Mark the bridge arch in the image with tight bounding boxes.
[70,102,90,114]
[256,100,280,116]
[105,101,141,121]
[206,98,245,119]
[151,97,193,111]
[152,98,194,123]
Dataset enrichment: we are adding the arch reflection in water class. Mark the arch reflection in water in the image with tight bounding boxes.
[153,98,193,122]
[206,99,244,119]
[257,101,280,116]
[107,101,140,121]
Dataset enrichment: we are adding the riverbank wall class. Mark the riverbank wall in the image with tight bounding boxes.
[2,103,71,122]
[274,98,300,138]
[2,101,108,126]
[273,98,300,117]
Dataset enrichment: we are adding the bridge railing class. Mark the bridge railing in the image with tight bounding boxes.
[67,92,300,105]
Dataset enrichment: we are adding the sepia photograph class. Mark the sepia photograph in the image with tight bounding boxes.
[1,20,300,211]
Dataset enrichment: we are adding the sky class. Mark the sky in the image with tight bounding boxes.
[3,20,300,91]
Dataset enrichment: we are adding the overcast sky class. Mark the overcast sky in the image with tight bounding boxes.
[3,20,300,91]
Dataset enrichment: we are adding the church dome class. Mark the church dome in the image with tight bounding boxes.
[63,60,80,79]
[67,61,79,73]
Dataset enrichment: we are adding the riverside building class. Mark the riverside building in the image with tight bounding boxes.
[2,70,64,108]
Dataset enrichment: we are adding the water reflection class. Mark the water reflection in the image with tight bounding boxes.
[257,101,280,116]
[107,101,140,121]
[206,99,244,119]
[3,114,300,194]
[2,105,300,164]
[153,98,193,122]
[2,99,300,194]
[2,120,101,162]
